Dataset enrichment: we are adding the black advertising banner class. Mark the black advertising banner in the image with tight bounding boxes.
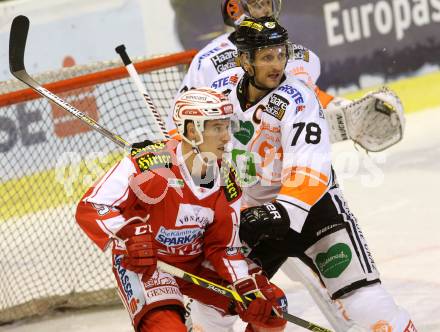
[170,0,440,89]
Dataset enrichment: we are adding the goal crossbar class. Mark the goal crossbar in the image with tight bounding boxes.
[0,50,197,107]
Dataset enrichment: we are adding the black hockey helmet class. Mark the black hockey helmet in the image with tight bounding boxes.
[235,16,289,53]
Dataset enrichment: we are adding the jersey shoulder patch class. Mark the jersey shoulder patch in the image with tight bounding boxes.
[292,44,311,62]
[131,140,173,172]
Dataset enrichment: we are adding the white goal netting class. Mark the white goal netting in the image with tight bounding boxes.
[0,50,195,323]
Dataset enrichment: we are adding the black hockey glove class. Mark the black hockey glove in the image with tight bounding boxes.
[239,201,290,248]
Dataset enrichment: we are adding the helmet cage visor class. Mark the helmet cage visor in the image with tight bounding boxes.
[242,0,282,19]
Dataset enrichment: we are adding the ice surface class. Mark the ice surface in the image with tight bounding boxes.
[2,109,439,332]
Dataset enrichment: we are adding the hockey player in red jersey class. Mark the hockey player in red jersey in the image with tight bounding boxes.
[75,88,287,332]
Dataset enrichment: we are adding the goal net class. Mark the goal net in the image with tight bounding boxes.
[0,50,196,323]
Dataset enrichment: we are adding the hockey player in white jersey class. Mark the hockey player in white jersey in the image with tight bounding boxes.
[202,16,417,332]
[176,1,405,331]
[169,0,404,153]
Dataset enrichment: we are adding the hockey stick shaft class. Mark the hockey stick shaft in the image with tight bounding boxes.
[9,15,130,150]
[157,261,333,332]
[115,44,171,140]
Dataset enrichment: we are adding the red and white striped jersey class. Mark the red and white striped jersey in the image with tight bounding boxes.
[76,140,248,283]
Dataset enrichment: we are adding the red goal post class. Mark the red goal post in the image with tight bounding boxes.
[0,50,196,323]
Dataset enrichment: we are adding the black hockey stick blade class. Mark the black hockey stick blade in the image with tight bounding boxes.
[115,44,132,66]
[8,15,131,150]
[9,15,29,73]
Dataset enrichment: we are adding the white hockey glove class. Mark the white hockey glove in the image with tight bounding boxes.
[325,87,405,152]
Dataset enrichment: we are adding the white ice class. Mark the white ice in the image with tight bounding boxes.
[2,108,439,332]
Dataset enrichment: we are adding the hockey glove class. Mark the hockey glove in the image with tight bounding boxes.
[116,218,157,282]
[239,201,290,247]
[232,273,287,330]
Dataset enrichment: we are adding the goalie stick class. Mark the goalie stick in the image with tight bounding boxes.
[115,44,171,140]
[157,260,334,332]
[9,15,130,150]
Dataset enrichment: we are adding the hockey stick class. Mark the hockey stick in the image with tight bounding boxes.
[157,260,333,332]
[115,44,171,140]
[9,15,130,150]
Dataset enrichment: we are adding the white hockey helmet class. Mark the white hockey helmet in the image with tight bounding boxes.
[173,88,234,146]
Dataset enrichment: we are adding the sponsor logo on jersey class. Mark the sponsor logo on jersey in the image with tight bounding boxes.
[220,160,241,201]
[91,203,117,216]
[265,94,289,120]
[225,246,240,256]
[211,76,230,89]
[198,46,222,70]
[168,178,184,188]
[371,320,392,332]
[135,152,172,172]
[131,141,167,156]
[404,320,417,332]
[144,286,181,299]
[175,204,214,228]
[211,49,237,74]
[129,297,139,314]
[278,85,304,104]
[233,120,254,145]
[155,226,203,247]
[315,243,352,278]
[293,44,310,62]
[144,270,176,288]
[229,74,239,85]
[114,255,134,300]
[296,105,306,113]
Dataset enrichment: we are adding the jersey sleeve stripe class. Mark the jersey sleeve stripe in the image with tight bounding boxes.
[279,174,328,206]
[286,166,329,184]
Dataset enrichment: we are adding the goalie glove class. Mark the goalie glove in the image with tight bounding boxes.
[239,201,290,247]
[325,87,405,152]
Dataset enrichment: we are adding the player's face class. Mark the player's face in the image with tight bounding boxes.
[252,45,287,89]
[199,119,231,160]
[247,0,273,18]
